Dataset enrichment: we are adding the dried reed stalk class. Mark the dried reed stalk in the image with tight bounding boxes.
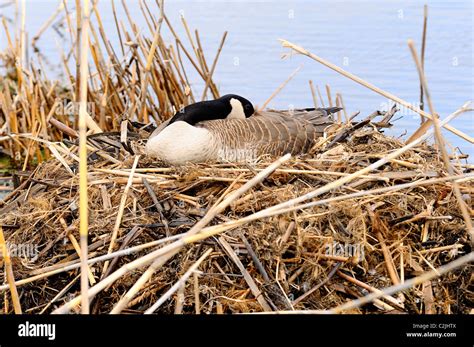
[258,66,301,111]
[144,248,213,314]
[78,0,92,314]
[279,39,473,144]
[0,226,22,313]
[102,155,140,276]
[407,40,473,244]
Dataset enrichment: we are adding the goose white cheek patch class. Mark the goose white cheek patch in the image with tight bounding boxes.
[227,98,246,120]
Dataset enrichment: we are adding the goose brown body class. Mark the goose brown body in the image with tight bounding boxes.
[145,108,337,165]
[200,109,334,160]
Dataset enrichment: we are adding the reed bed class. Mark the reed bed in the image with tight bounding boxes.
[0,1,473,314]
[0,0,221,167]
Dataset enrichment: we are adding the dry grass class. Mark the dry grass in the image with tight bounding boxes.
[0,1,473,315]
[0,118,472,314]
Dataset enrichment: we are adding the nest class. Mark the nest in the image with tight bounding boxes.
[0,118,472,314]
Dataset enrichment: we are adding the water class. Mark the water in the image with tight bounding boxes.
[1,0,473,158]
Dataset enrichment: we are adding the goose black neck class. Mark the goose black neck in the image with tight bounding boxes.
[168,99,232,126]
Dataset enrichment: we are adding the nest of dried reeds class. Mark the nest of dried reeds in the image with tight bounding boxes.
[0,0,472,315]
[0,116,472,314]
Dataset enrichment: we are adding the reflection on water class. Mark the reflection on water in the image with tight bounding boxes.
[0,0,472,157]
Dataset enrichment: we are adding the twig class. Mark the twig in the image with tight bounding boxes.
[279,39,473,144]
[258,66,301,111]
[194,272,200,314]
[336,271,404,311]
[328,252,473,314]
[102,155,140,276]
[292,262,341,305]
[408,40,473,244]
[252,252,473,314]
[0,233,189,292]
[0,226,22,313]
[309,80,318,108]
[239,232,269,282]
[201,31,227,100]
[78,0,92,314]
[219,237,272,311]
[31,1,64,46]
[325,84,333,107]
[419,4,428,115]
[144,248,213,314]
[39,275,80,314]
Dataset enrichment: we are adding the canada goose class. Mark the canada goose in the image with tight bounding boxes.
[145,94,340,165]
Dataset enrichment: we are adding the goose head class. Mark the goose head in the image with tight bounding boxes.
[167,94,254,126]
